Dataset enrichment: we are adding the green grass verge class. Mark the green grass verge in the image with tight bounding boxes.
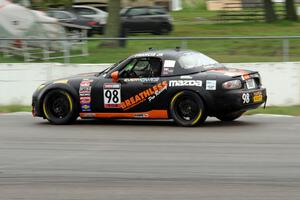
[246,105,300,116]
[0,105,31,113]
[0,105,299,116]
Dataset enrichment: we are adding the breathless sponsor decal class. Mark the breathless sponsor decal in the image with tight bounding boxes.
[148,83,168,102]
[169,80,202,87]
[121,81,168,111]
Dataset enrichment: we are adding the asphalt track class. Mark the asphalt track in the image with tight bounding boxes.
[0,114,300,200]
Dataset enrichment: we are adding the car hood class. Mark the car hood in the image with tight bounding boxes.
[41,72,99,86]
[206,68,257,78]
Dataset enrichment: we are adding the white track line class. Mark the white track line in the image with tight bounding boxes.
[252,114,294,118]
[0,112,32,116]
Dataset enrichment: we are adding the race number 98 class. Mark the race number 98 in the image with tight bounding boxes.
[103,83,121,108]
[242,93,250,104]
[105,89,119,103]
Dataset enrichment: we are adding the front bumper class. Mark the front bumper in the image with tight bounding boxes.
[214,87,267,114]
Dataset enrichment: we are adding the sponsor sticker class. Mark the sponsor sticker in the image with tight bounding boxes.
[134,113,149,118]
[253,91,263,103]
[79,79,93,112]
[103,83,121,108]
[148,84,167,102]
[124,78,159,83]
[80,96,91,104]
[121,81,168,111]
[80,113,96,118]
[80,80,93,87]
[246,79,256,89]
[81,104,91,112]
[162,67,174,75]
[79,86,92,94]
[206,80,217,90]
[164,60,176,68]
[180,75,193,79]
[169,80,202,87]
[162,60,176,75]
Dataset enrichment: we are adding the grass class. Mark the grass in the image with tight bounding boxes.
[1,1,300,63]
[0,105,31,113]
[0,105,299,116]
[246,105,300,116]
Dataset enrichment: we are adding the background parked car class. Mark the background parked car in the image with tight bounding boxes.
[47,10,103,36]
[120,6,173,35]
[71,5,108,25]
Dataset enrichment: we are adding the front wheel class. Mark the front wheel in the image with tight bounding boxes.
[42,90,78,125]
[170,91,207,127]
[216,111,245,122]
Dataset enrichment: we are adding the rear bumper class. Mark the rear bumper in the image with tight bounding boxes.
[213,87,267,114]
[89,25,104,35]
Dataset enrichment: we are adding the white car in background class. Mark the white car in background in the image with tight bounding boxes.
[72,5,108,25]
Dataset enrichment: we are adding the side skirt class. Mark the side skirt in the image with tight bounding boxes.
[79,110,169,119]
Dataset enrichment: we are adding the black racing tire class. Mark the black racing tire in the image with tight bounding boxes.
[170,91,207,127]
[216,111,245,122]
[42,90,78,125]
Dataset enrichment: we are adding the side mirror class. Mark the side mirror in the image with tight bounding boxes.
[111,71,119,83]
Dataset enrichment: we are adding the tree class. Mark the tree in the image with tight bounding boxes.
[263,0,277,22]
[102,0,121,47]
[285,0,298,21]
[30,0,72,9]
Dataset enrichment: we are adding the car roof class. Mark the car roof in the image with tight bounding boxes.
[73,5,97,10]
[128,6,166,9]
[130,49,198,60]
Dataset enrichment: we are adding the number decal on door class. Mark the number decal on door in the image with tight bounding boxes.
[103,83,121,108]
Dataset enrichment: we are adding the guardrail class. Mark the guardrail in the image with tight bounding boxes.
[1,36,299,63]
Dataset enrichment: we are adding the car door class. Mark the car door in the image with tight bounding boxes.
[90,57,167,115]
[53,11,75,23]
[74,7,97,21]
[122,8,149,33]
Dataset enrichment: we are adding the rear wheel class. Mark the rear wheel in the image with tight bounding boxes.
[216,111,245,121]
[170,91,207,127]
[42,90,78,125]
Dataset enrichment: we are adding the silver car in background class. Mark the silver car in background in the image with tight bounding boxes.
[72,5,108,25]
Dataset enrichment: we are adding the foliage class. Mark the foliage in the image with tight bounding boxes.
[30,0,73,9]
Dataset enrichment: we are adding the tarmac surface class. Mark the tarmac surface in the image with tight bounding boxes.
[0,114,300,200]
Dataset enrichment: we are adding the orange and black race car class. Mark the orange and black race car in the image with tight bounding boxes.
[32,49,267,126]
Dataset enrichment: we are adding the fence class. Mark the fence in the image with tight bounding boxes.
[1,36,300,63]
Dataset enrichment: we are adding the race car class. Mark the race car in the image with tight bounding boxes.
[32,48,267,126]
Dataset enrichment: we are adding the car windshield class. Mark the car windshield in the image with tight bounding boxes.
[120,8,129,16]
[97,59,125,76]
[178,52,223,72]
